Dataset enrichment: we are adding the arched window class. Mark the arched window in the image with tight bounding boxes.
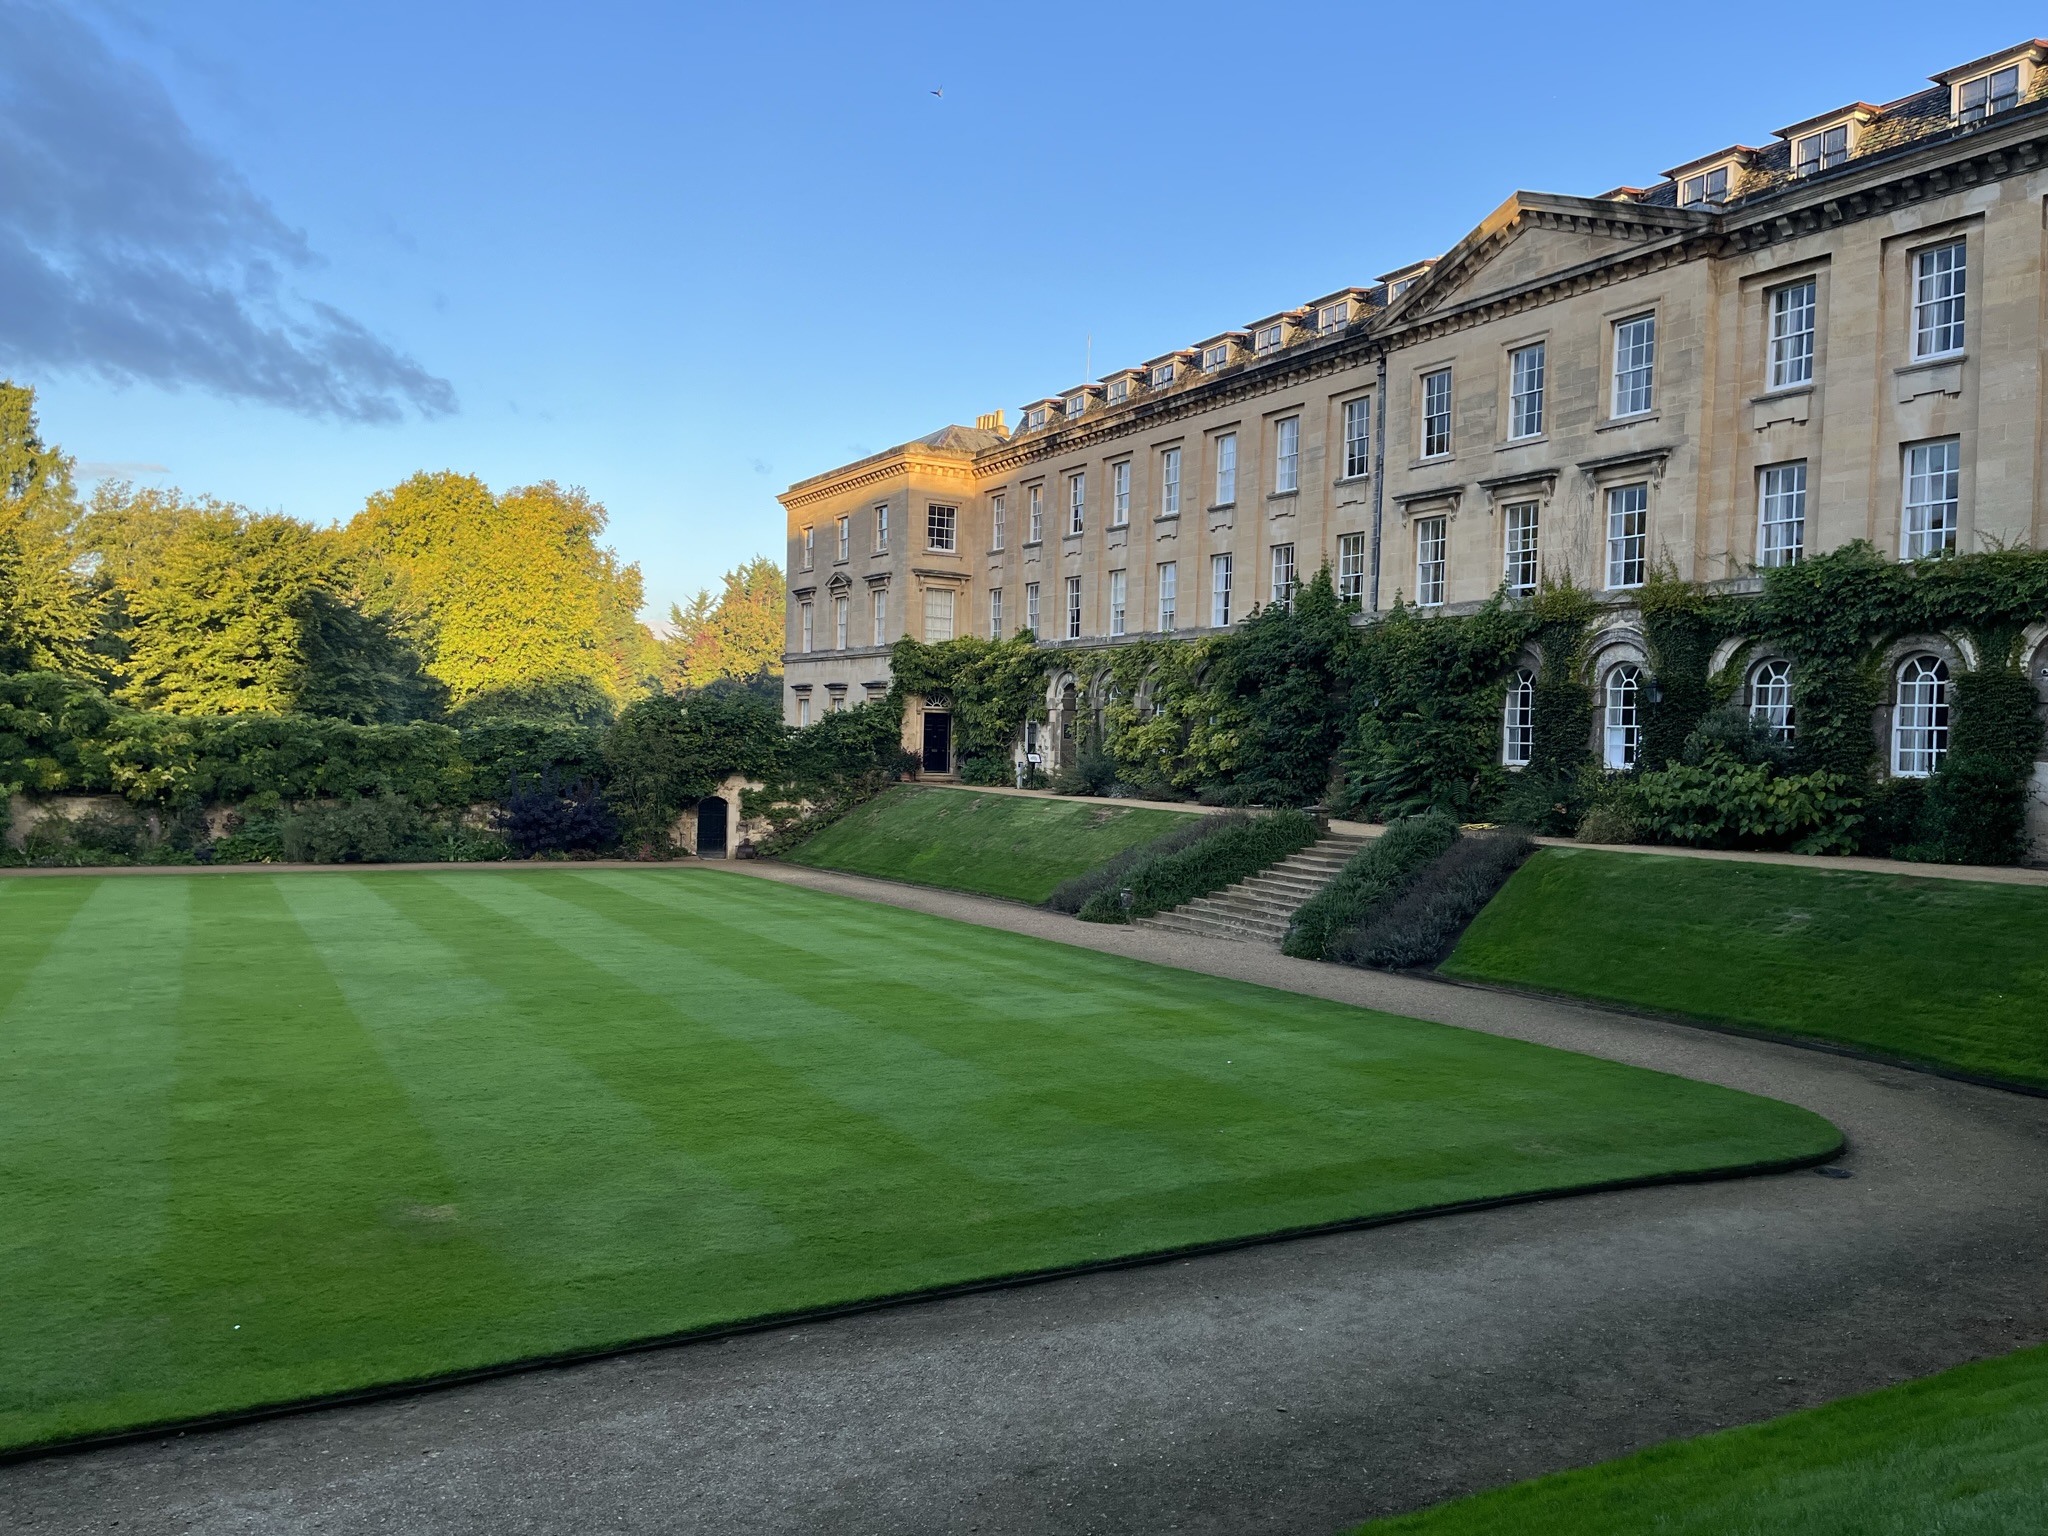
[1603,664,1641,770]
[1502,670,1535,767]
[1892,656,1950,777]
[1749,659,1795,740]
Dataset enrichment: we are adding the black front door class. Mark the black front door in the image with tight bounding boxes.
[922,711,952,774]
[696,796,729,856]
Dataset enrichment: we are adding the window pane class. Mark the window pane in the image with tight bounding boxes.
[872,590,886,646]
[1338,532,1366,601]
[1422,369,1452,456]
[928,504,957,551]
[1913,241,1966,357]
[1211,552,1232,627]
[1769,280,1815,389]
[1603,665,1641,770]
[1892,656,1950,776]
[989,587,1003,639]
[1504,502,1539,595]
[1758,462,1806,568]
[1161,448,1181,515]
[923,587,955,642]
[1065,576,1082,639]
[1112,461,1130,524]
[1749,658,1795,740]
[1109,569,1127,636]
[1068,474,1085,534]
[1025,582,1039,635]
[1216,434,1237,503]
[1343,397,1372,478]
[990,495,1004,550]
[1270,543,1296,604]
[1613,315,1655,416]
[1605,483,1648,589]
[1903,440,1961,559]
[1509,344,1545,438]
[1274,417,1299,494]
[1415,516,1446,607]
[1157,561,1177,629]
[1503,669,1535,767]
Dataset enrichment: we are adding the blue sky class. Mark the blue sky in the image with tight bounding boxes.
[5,2,2042,620]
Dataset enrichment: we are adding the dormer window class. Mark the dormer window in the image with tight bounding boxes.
[1392,277,1417,297]
[1957,64,2021,123]
[1065,395,1086,420]
[1024,406,1048,430]
[1318,304,1347,333]
[1151,361,1175,388]
[1203,344,1230,372]
[1256,323,1284,353]
[1794,124,1850,175]
[1107,378,1129,405]
[1680,165,1730,207]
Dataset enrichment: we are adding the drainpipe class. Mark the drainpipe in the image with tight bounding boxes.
[1369,346,1388,613]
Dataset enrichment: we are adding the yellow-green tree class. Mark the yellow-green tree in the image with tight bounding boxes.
[0,381,102,674]
[344,472,658,724]
[661,556,786,691]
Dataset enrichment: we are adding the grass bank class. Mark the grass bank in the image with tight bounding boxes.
[1443,848,2048,1088]
[1356,1343,2048,1534]
[784,784,1197,902]
[0,867,1836,1451]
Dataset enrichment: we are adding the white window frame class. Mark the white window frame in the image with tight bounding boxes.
[1508,343,1545,439]
[1769,280,1816,390]
[1421,369,1452,457]
[1337,532,1366,602]
[927,503,957,553]
[1603,664,1642,770]
[1957,65,2021,124]
[801,526,815,569]
[1749,658,1795,741]
[1068,472,1085,535]
[1342,397,1371,479]
[1065,575,1082,640]
[923,587,955,642]
[1612,314,1656,417]
[1203,343,1229,372]
[1892,656,1950,777]
[833,594,848,649]
[1758,462,1806,569]
[1902,439,1960,559]
[1503,502,1539,596]
[797,696,811,727]
[1025,581,1040,636]
[1605,483,1648,589]
[1912,241,1966,359]
[1794,124,1850,176]
[799,601,813,653]
[1273,417,1299,494]
[875,504,890,551]
[1256,322,1284,353]
[1270,543,1297,606]
[1215,433,1237,504]
[1065,394,1086,420]
[836,516,850,563]
[1107,378,1129,405]
[1151,362,1175,388]
[1679,165,1729,207]
[1210,552,1233,628]
[989,587,1003,639]
[1027,484,1044,543]
[1318,303,1347,333]
[1160,447,1181,516]
[1111,460,1130,526]
[1025,406,1047,430]
[1414,516,1447,608]
[1502,669,1534,767]
[872,589,887,646]
[989,493,1005,551]
[1109,569,1127,636]
[1157,561,1177,630]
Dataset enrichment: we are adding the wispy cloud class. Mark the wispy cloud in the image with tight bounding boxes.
[0,3,455,423]
[76,460,169,477]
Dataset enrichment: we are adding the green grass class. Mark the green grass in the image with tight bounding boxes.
[1356,1343,2048,1534]
[1444,848,2048,1088]
[786,783,1198,901]
[0,868,1837,1452]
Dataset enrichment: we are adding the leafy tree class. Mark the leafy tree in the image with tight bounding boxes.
[344,472,658,722]
[661,556,786,691]
[603,682,786,849]
[118,509,435,721]
[0,381,101,674]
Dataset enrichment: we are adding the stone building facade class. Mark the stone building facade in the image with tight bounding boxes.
[781,41,2048,844]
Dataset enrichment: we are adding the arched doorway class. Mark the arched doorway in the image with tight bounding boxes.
[695,796,729,858]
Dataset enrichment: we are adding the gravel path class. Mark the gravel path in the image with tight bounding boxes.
[6,862,2045,1535]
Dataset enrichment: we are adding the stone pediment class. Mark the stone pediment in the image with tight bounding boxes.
[1391,193,1715,320]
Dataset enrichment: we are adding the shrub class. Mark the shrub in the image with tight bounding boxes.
[1281,812,1458,959]
[1044,812,1246,914]
[1050,723,1118,797]
[278,795,434,864]
[1635,758,1861,854]
[1077,808,1319,923]
[496,773,618,857]
[1330,830,1535,971]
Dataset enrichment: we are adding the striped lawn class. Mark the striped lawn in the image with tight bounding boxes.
[0,869,1839,1451]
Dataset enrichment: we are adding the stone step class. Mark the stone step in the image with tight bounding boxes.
[1134,829,1376,948]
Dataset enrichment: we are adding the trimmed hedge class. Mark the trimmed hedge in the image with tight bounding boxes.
[1280,812,1460,959]
[1044,812,1247,914]
[1330,830,1535,971]
[1078,808,1320,924]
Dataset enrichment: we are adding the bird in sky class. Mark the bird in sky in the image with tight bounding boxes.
[931,87,943,97]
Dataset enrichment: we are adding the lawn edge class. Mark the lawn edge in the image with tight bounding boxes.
[0,1137,1844,1466]
[772,854,1043,907]
[1426,971,2048,1100]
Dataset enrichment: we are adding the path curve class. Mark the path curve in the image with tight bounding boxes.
[5,863,2046,1535]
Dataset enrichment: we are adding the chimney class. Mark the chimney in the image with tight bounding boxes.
[975,409,1008,435]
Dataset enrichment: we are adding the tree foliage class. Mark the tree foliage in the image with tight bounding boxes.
[662,557,786,691]
[0,381,102,674]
